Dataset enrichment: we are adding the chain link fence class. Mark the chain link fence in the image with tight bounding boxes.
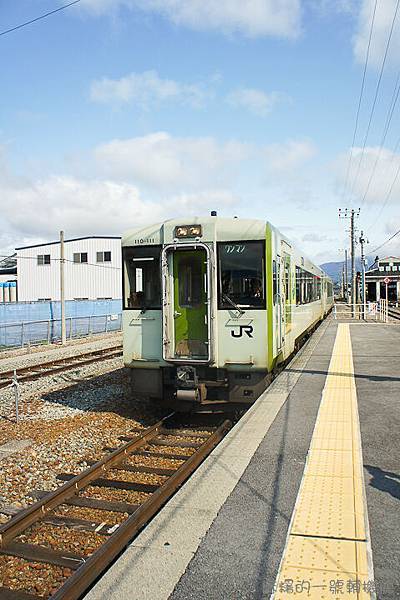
[0,313,122,350]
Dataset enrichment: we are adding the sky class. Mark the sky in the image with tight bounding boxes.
[1,0,400,264]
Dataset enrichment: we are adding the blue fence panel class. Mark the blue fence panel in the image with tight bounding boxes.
[0,299,122,348]
[0,299,122,324]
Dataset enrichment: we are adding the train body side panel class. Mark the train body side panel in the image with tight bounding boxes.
[215,310,268,370]
[122,309,163,367]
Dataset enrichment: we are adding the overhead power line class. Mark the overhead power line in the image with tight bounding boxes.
[365,131,400,234]
[370,227,400,254]
[0,0,81,37]
[348,0,400,201]
[341,0,378,204]
[359,70,400,208]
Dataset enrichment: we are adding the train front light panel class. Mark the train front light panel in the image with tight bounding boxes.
[175,225,202,238]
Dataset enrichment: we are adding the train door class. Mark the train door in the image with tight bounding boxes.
[275,255,285,351]
[283,252,292,333]
[162,244,212,363]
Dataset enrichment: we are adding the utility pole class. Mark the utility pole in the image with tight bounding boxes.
[339,208,360,318]
[338,248,348,302]
[341,264,344,299]
[60,230,66,345]
[359,231,368,320]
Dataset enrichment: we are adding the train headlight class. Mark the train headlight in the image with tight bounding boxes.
[175,225,202,238]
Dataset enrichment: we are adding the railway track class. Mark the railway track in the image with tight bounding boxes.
[0,346,122,390]
[0,413,231,599]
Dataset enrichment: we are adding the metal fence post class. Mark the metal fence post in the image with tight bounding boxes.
[21,322,24,348]
[12,370,20,423]
[88,315,92,336]
[47,320,51,344]
[69,317,73,340]
[105,315,108,333]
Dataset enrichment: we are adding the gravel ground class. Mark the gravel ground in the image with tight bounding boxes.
[81,486,151,505]
[0,331,121,374]
[17,523,105,556]
[54,504,128,526]
[124,454,185,470]
[105,469,168,486]
[0,335,214,598]
[0,358,165,518]
[144,443,195,457]
[0,356,125,424]
[0,555,69,597]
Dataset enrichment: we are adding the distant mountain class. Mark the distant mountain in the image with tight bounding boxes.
[320,256,374,283]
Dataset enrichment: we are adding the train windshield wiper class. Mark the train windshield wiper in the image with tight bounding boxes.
[222,293,245,316]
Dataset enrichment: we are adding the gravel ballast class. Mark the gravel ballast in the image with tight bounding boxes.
[0,335,166,520]
[0,332,121,374]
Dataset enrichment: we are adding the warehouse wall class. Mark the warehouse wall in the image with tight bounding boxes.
[17,238,122,302]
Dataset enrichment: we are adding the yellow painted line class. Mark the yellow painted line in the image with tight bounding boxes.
[272,324,374,599]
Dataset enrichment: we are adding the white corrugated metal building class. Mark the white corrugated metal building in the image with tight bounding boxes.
[16,236,122,302]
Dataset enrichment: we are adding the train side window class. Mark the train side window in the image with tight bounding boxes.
[296,267,301,304]
[296,267,321,304]
[273,260,277,303]
[123,245,161,310]
[316,277,321,300]
[218,241,266,309]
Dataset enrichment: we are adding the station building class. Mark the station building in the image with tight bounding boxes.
[365,255,400,302]
[16,236,122,302]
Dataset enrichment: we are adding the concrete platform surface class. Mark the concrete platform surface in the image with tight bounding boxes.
[85,321,400,600]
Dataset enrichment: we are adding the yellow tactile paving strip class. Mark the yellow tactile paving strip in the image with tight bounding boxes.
[273,324,374,599]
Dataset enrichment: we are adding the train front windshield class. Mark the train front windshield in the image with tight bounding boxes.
[123,246,161,310]
[218,241,266,309]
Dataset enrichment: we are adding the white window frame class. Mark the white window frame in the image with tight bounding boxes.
[73,252,88,264]
[37,254,50,266]
[96,250,112,263]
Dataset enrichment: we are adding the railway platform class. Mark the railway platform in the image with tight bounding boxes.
[85,319,399,600]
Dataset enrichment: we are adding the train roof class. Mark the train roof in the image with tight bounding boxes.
[122,216,268,245]
[122,216,331,281]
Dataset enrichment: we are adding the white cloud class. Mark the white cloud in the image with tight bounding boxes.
[94,133,315,191]
[308,0,357,17]
[302,232,333,242]
[264,139,317,171]
[0,132,320,254]
[2,176,157,239]
[90,70,208,108]
[353,0,400,67]
[90,72,287,116]
[80,0,302,38]
[226,88,285,116]
[0,142,241,252]
[0,173,239,252]
[335,145,400,204]
[94,132,251,189]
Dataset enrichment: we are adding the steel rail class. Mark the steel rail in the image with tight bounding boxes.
[0,414,171,547]
[51,418,231,600]
[0,345,122,389]
[0,415,231,600]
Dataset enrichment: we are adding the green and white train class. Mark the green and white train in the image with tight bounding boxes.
[122,215,333,409]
